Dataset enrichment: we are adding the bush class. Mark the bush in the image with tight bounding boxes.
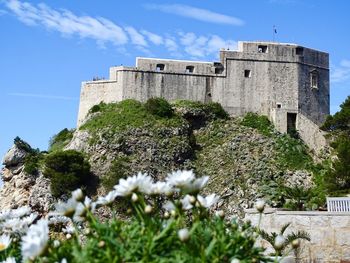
[144,97,174,118]
[241,112,273,136]
[14,136,36,153]
[102,156,130,191]
[206,102,229,119]
[23,153,43,175]
[43,150,92,197]
[49,128,74,152]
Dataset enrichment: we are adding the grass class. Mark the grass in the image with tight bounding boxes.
[240,112,274,136]
[81,100,186,135]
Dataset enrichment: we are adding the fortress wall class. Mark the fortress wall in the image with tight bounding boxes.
[298,65,330,125]
[136,58,214,74]
[119,69,224,104]
[77,80,121,126]
[297,113,328,153]
[245,209,350,262]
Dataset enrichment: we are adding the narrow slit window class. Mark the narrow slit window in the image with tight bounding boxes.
[277,103,282,109]
[258,45,268,53]
[310,71,318,89]
[156,64,165,72]
[186,66,194,73]
[244,70,251,78]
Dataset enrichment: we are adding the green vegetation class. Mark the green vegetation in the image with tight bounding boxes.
[144,97,174,117]
[49,128,74,152]
[258,223,310,257]
[321,95,350,195]
[173,100,229,120]
[81,99,185,135]
[43,150,92,197]
[240,112,273,136]
[275,134,313,171]
[102,156,131,191]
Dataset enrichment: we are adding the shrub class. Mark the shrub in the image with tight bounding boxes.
[144,97,174,118]
[14,136,36,153]
[102,156,130,191]
[43,150,92,197]
[241,112,273,136]
[206,102,229,119]
[23,153,43,175]
[49,128,74,152]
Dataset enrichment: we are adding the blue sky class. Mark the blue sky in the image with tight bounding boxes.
[0,0,349,159]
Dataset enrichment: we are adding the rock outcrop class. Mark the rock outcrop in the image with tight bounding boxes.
[0,144,53,214]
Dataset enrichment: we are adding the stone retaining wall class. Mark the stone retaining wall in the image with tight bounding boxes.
[245,208,350,262]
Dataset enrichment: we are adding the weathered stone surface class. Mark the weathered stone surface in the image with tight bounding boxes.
[245,209,350,262]
[2,144,28,167]
[29,174,54,214]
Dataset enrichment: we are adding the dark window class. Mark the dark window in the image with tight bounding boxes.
[258,45,268,53]
[310,71,318,89]
[277,103,282,109]
[296,47,304,55]
[244,70,251,78]
[156,64,165,72]
[186,66,194,73]
[214,62,224,74]
[287,113,297,135]
[207,92,212,98]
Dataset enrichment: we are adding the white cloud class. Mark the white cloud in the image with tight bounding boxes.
[179,32,237,58]
[141,30,163,45]
[125,26,148,47]
[331,59,350,83]
[144,3,244,26]
[5,0,128,46]
[3,0,238,60]
[8,92,78,100]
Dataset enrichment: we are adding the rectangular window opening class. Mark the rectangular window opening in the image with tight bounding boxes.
[296,47,304,55]
[310,72,318,89]
[156,64,165,72]
[186,66,194,73]
[277,103,282,109]
[244,70,251,78]
[287,113,297,135]
[258,45,268,53]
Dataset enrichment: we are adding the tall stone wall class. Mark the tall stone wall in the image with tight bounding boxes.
[245,208,350,262]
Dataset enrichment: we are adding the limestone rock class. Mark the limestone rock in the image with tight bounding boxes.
[29,173,54,214]
[2,144,28,167]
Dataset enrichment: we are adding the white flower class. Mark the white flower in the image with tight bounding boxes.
[95,190,118,206]
[166,170,195,187]
[1,257,16,263]
[144,205,153,214]
[182,176,209,193]
[74,197,93,222]
[72,189,84,202]
[53,240,60,248]
[0,234,11,251]
[231,259,240,263]
[151,181,174,196]
[1,213,37,234]
[54,198,79,218]
[62,224,75,234]
[48,216,71,226]
[215,210,225,218]
[163,201,176,212]
[131,193,138,202]
[180,195,194,210]
[274,235,285,250]
[21,219,49,261]
[197,194,220,208]
[291,239,300,249]
[114,172,153,196]
[255,199,265,213]
[178,228,190,242]
[0,206,31,222]
[61,258,68,263]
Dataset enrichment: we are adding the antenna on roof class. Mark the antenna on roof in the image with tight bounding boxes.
[273,25,277,42]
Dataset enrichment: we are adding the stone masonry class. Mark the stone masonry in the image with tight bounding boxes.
[245,208,350,262]
[77,41,330,152]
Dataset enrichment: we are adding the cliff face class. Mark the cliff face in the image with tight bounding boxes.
[0,100,315,217]
[0,144,53,213]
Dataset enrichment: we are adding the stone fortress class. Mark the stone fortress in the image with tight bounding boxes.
[77,41,330,152]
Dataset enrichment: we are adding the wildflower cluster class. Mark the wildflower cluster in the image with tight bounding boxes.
[1,170,268,262]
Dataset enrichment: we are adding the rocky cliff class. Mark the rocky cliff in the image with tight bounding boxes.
[0,100,317,217]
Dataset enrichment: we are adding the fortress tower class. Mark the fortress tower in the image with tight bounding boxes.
[77,41,329,152]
